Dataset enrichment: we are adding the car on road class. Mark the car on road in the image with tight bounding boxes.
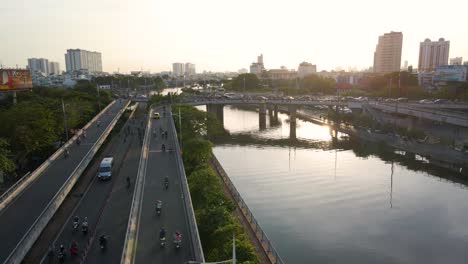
[153,112,161,119]
[419,99,433,104]
[434,99,451,104]
[98,157,114,180]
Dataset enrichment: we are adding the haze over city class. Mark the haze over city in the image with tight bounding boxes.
[2,0,468,73]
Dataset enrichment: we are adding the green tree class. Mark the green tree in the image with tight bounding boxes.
[302,74,336,94]
[183,138,213,172]
[231,74,260,90]
[0,138,15,174]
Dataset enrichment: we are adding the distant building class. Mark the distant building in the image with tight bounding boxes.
[418,38,450,72]
[450,57,463,65]
[238,68,248,74]
[297,62,317,78]
[28,58,49,75]
[185,63,196,76]
[172,63,185,76]
[266,66,297,80]
[403,60,408,70]
[373,31,403,74]
[65,49,102,73]
[48,62,60,75]
[250,54,265,76]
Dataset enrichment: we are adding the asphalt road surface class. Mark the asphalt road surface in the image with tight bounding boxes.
[41,103,146,264]
[0,100,126,263]
[135,107,195,263]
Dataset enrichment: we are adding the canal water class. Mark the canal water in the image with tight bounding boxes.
[203,105,468,264]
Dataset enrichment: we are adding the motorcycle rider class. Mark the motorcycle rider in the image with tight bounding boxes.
[156,200,162,214]
[162,143,166,152]
[164,176,169,189]
[81,217,89,234]
[72,216,80,230]
[174,231,182,248]
[58,244,65,263]
[69,240,78,256]
[99,235,107,249]
[159,228,166,246]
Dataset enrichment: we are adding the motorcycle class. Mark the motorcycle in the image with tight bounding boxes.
[164,181,169,190]
[160,237,166,247]
[156,206,161,216]
[174,233,182,249]
[72,221,79,233]
[82,224,88,235]
[162,144,166,152]
[99,236,107,251]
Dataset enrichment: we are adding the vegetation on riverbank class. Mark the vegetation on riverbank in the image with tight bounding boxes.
[173,104,259,264]
[0,81,111,180]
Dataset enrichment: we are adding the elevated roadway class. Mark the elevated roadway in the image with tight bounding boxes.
[135,107,195,263]
[0,100,127,263]
[36,103,146,264]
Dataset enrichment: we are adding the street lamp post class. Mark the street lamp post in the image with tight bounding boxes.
[97,84,101,111]
[173,108,182,150]
[61,98,69,141]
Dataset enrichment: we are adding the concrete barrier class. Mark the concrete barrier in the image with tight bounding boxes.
[3,100,129,264]
[120,107,152,264]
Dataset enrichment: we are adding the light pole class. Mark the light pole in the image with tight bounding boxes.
[61,98,69,141]
[173,107,182,150]
[97,84,101,111]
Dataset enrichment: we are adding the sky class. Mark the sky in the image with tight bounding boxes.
[1,0,468,73]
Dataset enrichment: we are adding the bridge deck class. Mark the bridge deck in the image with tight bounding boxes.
[0,101,125,263]
[134,107,195,263]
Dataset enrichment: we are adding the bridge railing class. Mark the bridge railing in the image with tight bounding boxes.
[169,108,205,263]
[4,100,129,264]
[120,106,152,264]
[211,154,285,264]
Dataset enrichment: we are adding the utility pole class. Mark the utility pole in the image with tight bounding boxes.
[243,75,246,92]
[178,107,182,150]
[61,98,69,141]
[97,84,101,111]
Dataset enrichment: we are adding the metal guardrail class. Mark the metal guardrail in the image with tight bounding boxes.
[0,100,117,213]
[120,106,152,264]
[211,154,285,264]
[4,100,129,264]
[169,108,205,263]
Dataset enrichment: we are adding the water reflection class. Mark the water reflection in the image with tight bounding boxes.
[206,105,468,264]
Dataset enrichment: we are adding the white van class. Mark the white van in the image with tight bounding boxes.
[98,157,114,180]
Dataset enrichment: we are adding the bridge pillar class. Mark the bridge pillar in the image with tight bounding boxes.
[259,104,267,130]
[274,105,279,119]
[289,105,297,140]
[207,104,224,126]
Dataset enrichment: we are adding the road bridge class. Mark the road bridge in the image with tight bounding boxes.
[121,106,204,264]
[0,100,128,263]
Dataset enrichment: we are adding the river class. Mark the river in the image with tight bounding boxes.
[201,105,468,264]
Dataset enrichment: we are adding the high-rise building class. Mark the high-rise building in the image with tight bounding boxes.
[418,38,450,72]
[64,49,102,73]
[172,63,185,76]
[297,62,317,78]
[28,58,49,75]
[373,31,403,74]
[250,54,265,76]
[185,63,196,76]
[450,57,463,65]
[48,62,60,75]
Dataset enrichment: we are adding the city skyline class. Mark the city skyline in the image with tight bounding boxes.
[2,0,468,73]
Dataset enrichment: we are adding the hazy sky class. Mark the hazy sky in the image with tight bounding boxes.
[1,0,468,73]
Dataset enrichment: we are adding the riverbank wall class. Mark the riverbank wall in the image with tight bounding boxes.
[210,154,285,264]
